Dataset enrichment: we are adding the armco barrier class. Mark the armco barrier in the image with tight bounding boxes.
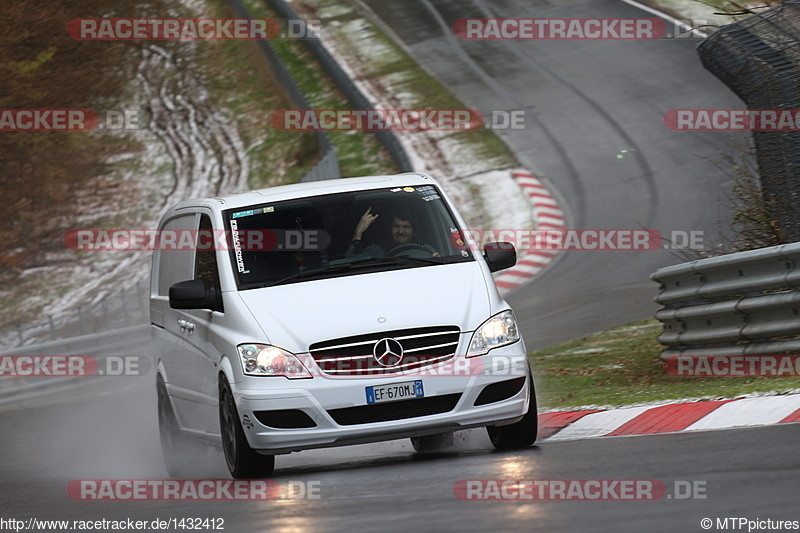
[262,0,413,173]
[6,280,149,348]
[651,242,800,363]
[228,0,340,183]
[0,325,150,406]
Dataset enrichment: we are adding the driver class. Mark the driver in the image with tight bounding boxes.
[347,208,438,257]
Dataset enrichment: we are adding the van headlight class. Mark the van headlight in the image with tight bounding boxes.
[237,344,312,379]
[467,310,520,357]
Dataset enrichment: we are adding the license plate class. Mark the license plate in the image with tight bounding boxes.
[366,380,424,404]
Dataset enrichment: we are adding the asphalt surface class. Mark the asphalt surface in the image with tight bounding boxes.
[363,0,748,349]
[1,1,792,532]
[1,373,798,532]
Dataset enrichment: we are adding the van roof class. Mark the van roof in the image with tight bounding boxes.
[172,172,438,212]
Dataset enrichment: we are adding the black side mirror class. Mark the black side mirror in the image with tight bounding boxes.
[169,279,218,310]
[484,241,516,272]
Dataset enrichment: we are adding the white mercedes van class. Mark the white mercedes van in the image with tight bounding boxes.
[150,173,537,478]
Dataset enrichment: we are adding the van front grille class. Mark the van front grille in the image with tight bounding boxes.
[308,326,461,375]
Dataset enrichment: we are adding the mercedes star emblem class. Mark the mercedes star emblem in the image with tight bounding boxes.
[373,338,404,367]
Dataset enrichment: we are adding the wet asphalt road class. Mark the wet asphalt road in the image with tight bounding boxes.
[1,373,798,532]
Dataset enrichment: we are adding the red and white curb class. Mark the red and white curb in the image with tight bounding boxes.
[494,170,565,294]
[537,393,800,442]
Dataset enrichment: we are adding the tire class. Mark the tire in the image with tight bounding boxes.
[219,378,275,479]
[486,376,538,451]
[410,431,455,452]
[157,375,195,478]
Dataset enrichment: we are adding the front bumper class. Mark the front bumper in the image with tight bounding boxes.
[232,342,532,454]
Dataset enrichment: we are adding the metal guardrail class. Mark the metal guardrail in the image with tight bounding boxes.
[0,325,151,406]
[264,0,413,173]
[229,0,340,183]
[232,0,414,179]
[652,243,800,360]
[4,280,149,348]
[301,147,340,183]
[697,1,800,242]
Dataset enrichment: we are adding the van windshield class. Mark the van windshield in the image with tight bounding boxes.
[223,185,475,289]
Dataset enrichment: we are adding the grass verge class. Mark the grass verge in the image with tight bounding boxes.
[531,318,800,411]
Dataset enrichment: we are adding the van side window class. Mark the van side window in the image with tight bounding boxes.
[157,214,197,296]
[196,214,223,312]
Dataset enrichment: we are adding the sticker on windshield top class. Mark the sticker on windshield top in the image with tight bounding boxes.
[232,206,274,219]
[230,219,249,274]
[418,185,440,201]
[403,187,415,192]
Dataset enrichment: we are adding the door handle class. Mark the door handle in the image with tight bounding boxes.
[177,319,195,333]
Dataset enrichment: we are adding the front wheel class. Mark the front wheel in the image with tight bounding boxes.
[219,378,275,479]
[486,378,538,450]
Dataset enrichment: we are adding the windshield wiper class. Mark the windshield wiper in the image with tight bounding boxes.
[257,255,446,288]
[378,255,447,265]
[260,257,398,287]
